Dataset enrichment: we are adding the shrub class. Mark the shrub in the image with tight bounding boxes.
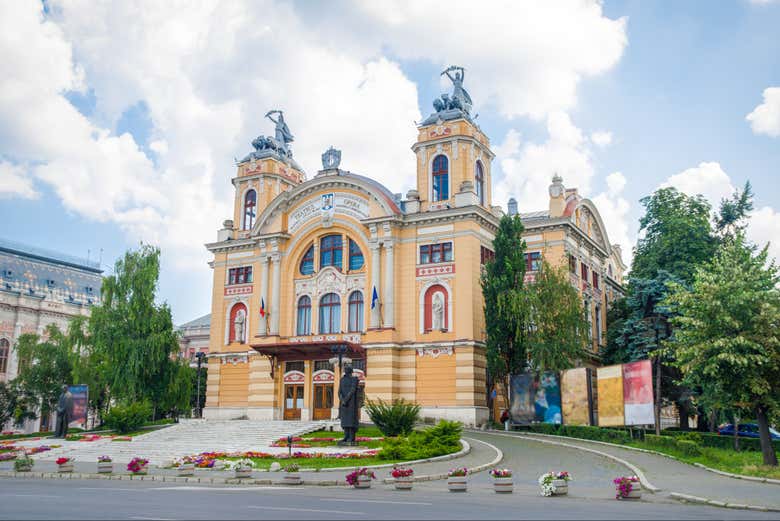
[103,401,152,434]
[378,420,462,461]
[678,432,703,444]
[645,434,678,451]
[526,424,631,444]
[676,440,702,457]
[365,399,421,437]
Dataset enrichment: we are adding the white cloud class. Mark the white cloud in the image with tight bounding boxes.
[592,172,632,266]
[746,87,780,137]
[590,131,613,147]
[351,1,627,119]
[662,162,780,264]
[661,162,735,204]
[0,162,38,199]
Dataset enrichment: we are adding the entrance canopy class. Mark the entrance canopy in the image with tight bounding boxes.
[251,340,365,362]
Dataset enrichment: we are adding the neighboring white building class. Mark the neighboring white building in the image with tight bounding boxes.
[0,239,102,432]
[177,313,210,367]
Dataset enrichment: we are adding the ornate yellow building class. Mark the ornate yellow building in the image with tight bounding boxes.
[204,71,624,426]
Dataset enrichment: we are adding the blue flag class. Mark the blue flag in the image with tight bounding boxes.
[371,286,378,309]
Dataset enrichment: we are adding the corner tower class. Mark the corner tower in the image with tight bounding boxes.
[229,110,305,240]
[411,66,494,213]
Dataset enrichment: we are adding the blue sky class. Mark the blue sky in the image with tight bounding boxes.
[1,1,779,324]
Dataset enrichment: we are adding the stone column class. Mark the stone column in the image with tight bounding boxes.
[370,242,381,328]
[258,255,269,335]
[383,241,394,328]
[342,233,349,272]
[270,254,281,335]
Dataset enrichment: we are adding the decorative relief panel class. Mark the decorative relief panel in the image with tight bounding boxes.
[416,346,453,358]
[416,264,455,278]
[221,354,248,365]
[294,267,365,299]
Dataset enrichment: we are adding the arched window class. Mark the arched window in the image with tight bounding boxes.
[228,303,248,343]
[348,291,364,332]
[300,245,314,275]
[0,339,8,374]
[475,160,485,205]
[348,239,364,271]
[243,190,257,230]
[424,285,449,332]
[432,155,449,202]
[296,296,311,336]
[320,235,343,270]
[319,293,341,334]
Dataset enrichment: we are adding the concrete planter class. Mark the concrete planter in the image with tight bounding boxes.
[177,463,195,477]
[97,462,113,474]
[493,477,513,493]
[282,472,301,485]
[447,476,468,492]
[617,481,641,499]
[354,475,372,489]
[552,479,568,495]
[15,462,33,472]
[234,467,252,479]
[57,462,74,473]
[131,465,149,476]
[394,477,414,490]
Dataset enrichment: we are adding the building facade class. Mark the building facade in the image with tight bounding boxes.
[0,239,102,432]
[177,313,211,367]
[204,69,624,426]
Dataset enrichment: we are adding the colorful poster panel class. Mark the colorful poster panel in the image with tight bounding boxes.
[597,365,624,426]
[68,384,88,429]
[509,372,535,424]
[561,367,591,426]
[535,371,562,424]
[623,360,655,426]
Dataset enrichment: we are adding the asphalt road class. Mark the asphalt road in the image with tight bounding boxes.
[2,477,777,520]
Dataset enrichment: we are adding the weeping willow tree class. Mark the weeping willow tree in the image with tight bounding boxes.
[89,244,187,418]
[481,214,531,412]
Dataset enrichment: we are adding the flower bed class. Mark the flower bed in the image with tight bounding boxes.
[127,457,149,474]
[346,468,376,488]
[271,436,384,448]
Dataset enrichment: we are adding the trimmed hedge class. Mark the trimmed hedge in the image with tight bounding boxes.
[524,423,631,444]
[659,430,780,452]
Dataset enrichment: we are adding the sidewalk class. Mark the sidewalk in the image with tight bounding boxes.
[488,430,780,510]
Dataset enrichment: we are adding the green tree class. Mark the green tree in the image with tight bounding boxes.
[481,214,530,409]
[66,316,112,425]
[665,235,780,466]
[88,244,183,417]
[14,324,74,422]
[527,261,589,372]
[602,297,630,365]
[715,181,753,240]
[0,381,36,428]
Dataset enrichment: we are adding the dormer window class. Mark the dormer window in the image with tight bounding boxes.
[46,279,56,287]
[432,155,449,202]
[2,269,12,279]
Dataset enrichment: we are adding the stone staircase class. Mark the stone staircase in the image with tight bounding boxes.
[27,419,327,465]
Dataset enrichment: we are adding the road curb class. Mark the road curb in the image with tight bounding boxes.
[470,430,659,493]
[669,492,779,512]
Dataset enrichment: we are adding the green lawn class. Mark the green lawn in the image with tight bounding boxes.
[303,426,385,439]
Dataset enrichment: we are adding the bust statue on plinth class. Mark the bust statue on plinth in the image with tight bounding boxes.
[338,366,360,444]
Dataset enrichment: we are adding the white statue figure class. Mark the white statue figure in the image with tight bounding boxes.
[432,292,445,330]
[234,308,246,343]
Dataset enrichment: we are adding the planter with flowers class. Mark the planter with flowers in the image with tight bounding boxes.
[539,471,571,496]
[346,468,376,489]
[614,476,641,499]
[175,457,195,477]
[127,457,149,475]
[232,459,254,479]
[282,463,301,485]
[447,468,469,492]
[489,468,513,493]
[56,457,74,473]
[97,455,113,474]
[391,466,414,490]
[14,452,33,472]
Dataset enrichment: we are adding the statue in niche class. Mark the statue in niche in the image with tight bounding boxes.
[432,291,445,330]
[234,308,246,343]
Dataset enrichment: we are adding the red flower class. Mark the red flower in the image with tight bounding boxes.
[55,457,70,465]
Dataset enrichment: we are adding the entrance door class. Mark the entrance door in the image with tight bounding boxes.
[284,384,304,420]
[313,384,334,420]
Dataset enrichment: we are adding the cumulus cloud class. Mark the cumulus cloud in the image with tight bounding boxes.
[746,87,780,137]
[0,162,38,199]
[590,131,613,147]
[662,162,780,263]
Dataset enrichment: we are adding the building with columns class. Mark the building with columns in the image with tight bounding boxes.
[0,239,102,432]
[204,69,624,426]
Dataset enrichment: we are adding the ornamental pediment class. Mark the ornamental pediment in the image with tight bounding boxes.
[294,266,365,299]
[288,191,370,234]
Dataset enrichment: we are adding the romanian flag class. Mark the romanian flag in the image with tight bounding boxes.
[260,298,266,318]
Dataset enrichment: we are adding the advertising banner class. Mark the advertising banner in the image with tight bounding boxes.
[623,360,655,425]
[561,367,591,425]
[597,365,624,426]
[67,384,88,429]
[509,372,535,425]
[535,371,562,424]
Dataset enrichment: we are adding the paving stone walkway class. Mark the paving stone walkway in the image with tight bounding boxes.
[475,430,780,511]
[11,419,329,465]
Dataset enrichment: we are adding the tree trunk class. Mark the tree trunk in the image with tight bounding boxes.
[654,356,661,435]
[733,416,740,452]
[755,405,778,466]
[708,410,718,433]
[677,401,690,431]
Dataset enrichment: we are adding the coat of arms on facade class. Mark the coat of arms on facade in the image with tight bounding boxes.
[321,146,341,170]
[321,192,335,227]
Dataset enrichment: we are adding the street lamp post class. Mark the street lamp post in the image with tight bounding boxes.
[195,352,206,419]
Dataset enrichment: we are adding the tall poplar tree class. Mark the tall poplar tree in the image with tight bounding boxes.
[481,214,530,408]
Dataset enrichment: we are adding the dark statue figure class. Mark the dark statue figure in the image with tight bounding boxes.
[338,366,360,444]
[432,65,472,115]
[244,109,296,162]
[53,385,73,438]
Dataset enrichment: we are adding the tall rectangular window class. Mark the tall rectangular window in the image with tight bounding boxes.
[593,272,599,290]
[524,252,542,272]
[320,235,343,270]
[581,263,589,283]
